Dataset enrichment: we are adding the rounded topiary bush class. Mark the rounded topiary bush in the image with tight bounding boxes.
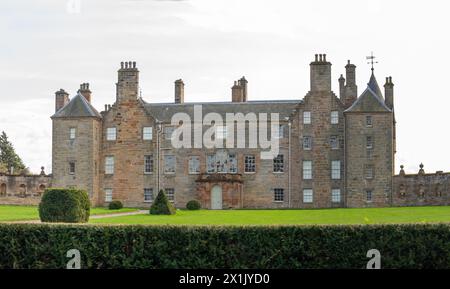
[38,188,90,223]
[150,190,176,215]
[108,200,123,210]
[186,200,201,210]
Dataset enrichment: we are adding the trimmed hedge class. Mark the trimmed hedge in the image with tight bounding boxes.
[38,188,90,223]
[186,200,201,210]
[1,224,450,268]
[108,200,123,210]
[150,190,176,215]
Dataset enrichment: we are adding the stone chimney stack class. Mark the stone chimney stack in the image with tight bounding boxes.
[116,61,139,102]
[343,60,358,108]
[310,54,332,92]
[384,76,394,109]
[338,74,345,100]
[231,77,248,102]
[239,76,248,102]
[174,79,184,104]
[78,83,92,102]
[55,89,69,112]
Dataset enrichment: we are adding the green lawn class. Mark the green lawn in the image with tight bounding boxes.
[0,205,138,222]
[90,206,450,226]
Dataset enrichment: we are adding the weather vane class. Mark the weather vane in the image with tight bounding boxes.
[366,52,378,72]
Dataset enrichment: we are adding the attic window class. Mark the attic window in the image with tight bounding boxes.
[366,116,373,127]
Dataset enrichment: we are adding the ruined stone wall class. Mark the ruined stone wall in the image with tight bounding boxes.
[0,171,51,205]
[392,165,450,206]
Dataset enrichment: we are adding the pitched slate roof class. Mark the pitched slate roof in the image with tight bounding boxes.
[142,99,302,123]
[345,72,391,113]
[52,93,101,118]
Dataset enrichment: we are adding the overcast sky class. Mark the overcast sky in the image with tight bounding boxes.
[0,0,449,174]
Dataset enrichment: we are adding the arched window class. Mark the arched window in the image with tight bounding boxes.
[0,183,6,196]
[38,184,46,195]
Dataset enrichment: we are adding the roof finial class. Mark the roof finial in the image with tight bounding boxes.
[366,51,378,73]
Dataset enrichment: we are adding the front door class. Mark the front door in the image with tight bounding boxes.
[211,185,223,210]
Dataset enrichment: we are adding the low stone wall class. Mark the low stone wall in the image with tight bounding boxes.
[0,171,52,205]
[393,165,450,207]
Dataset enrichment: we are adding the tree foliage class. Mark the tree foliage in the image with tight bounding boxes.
[0,131,26,174]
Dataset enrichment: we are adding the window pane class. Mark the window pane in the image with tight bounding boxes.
[303,161,312,179]
[207,155,216,173]
[69,128,76,140]
[105,188,113,202]
[69,162,75,175]
[331,111,339,124]
[303,189,313,203]
[144,155,153,174]
[366,190,373,201]
[303,136,312,150]
[331,160,341,179]
[274,188,284,202]
[366,116,373,127]
[105,156,114,174]
[143,127,153,140]
[332,189,341,203]
[365,165,374,179]
[366,136,373,149]
[106,128,116,141]
[330,136,339,150]
[165,188,175,201]
[164,155,176,174]
[189,156,200,174]
[303,111,311,124]
[144,188,153,202]
[273,155,284,173]
[244,155,256,173]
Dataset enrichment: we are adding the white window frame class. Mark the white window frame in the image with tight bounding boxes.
[303,111,311,125]
[274,188,284,202]
[303,189,313,203]
[188,156,200,174]
[303,161,312,180]
[164,155,176,174]
[104,188,113,202]
[331,111,339,124]
[69,128,76,140]
[144,155,153,174]
[105,156,114,175]
[331,189,341,203]
[144,188,153,203]
[143,127,153,140]
[331,160,341,180]
[106,127,117,141]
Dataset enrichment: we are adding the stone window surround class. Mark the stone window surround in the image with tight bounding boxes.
[165,188,175,202]
[366,189,373,202]
[330,135,339,150]
[365,164,374,180]
[366,135,374,149]
[303,136,312,150]
[366,115,373,127]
